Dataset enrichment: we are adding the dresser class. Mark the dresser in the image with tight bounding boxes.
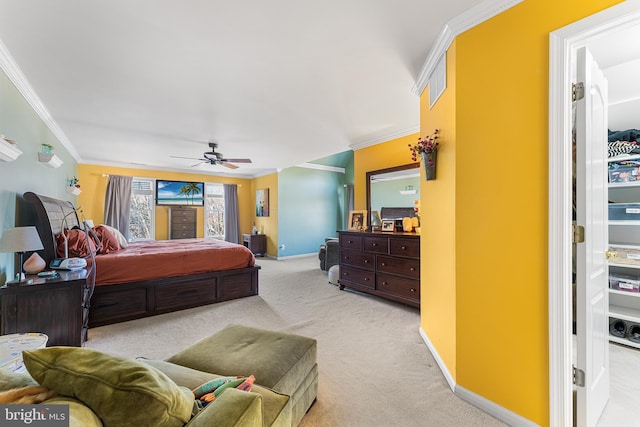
[169,207,197,239]
[338,231,420,307]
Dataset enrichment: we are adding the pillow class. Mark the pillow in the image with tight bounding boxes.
[55,229,96,258]
[91,225,121,254]
[22,347,194,427]
[100,224,128,248]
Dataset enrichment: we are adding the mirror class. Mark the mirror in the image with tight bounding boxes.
[366,163,420,227]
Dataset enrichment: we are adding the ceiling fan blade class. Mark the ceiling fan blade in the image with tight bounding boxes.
[190,161,208,167]
[222,162,239,169]
[171,155,205,161]
[222,158,252,163]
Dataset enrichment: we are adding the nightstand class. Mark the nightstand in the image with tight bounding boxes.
[242,234,266,256]
[0,269,86,347]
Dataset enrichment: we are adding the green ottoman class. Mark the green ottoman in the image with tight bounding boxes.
[166,324,318,427]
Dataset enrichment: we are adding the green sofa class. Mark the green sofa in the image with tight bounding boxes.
[0,325,318,427]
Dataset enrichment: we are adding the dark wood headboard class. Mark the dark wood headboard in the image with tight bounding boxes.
[380,207,417,220]
[23,192,80,263]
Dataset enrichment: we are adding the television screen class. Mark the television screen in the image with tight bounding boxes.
[156,180,204,206]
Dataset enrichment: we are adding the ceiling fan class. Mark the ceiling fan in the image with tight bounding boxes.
[171,142,252,169]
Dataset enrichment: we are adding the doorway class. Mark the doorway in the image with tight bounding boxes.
[549,2,640,426]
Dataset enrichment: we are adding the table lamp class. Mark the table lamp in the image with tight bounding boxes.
[0,226,44,286]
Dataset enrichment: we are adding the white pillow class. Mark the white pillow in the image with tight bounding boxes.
[100,224,128,248]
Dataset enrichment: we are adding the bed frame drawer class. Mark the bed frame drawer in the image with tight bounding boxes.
[155,279,217,312]
[219,270,259,301]
[90,287,148,327]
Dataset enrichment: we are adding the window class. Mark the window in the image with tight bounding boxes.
[205,183,225,239]
[129,178,155,241]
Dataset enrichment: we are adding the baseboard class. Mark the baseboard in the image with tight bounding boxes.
[276,253,317,260]
[418,327,456,391]
[419,327,538,427]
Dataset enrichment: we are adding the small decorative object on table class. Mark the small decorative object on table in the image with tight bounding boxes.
[409,129,440,181]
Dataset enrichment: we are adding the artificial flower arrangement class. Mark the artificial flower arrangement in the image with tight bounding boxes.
[408,129,439,166]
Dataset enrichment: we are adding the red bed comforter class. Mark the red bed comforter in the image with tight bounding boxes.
[92,238,256,285]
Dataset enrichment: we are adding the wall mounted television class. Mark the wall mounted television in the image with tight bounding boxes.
[156,180,204,206]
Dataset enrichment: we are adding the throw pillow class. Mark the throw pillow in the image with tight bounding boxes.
[100,224,129,248]
[22,347,194,427]
[92,225,121,254]
[55,229,96,258]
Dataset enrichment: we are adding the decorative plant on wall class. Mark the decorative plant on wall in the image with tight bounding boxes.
[409,129,439,180]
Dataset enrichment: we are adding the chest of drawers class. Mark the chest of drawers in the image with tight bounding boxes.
[169,208,197,239]
[338,231,420,307]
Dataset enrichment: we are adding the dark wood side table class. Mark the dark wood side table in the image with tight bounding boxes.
[242,233,267,256]
[0,269,86,347]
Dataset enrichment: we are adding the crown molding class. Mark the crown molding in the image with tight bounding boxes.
[412,0,524,96]
[296,163,346,174]
[0,39,81,161]
[349,125,420,151]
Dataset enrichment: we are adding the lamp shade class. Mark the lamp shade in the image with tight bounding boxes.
[0,226,44,253]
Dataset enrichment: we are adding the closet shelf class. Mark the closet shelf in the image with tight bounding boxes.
[608,335,640,350]
[609,303,640,322]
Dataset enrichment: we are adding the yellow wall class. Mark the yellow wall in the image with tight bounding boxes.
[419,41,458,382]
[77,164,252,241]
[417,0,622,425]
[251,173,278,256]
[353,133,420,210]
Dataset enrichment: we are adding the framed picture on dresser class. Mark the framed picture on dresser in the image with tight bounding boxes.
[381,220,395,232]
[348,210,367,231]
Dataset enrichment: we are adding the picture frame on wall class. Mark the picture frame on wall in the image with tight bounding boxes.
[381,220,395,232]
[348,210,367,231]
[256,189,269,217]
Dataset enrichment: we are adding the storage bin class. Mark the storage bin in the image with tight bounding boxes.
[609,273,640,293]
[608,245,640,266]
[608,203,640,221]
[609,164,640,183]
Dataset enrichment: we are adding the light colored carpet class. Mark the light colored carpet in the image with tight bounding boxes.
[85,255,505,427]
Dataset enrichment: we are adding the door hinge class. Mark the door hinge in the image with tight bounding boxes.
[572,224,585,244]
[572,82,585,101]
[573,365,585,387]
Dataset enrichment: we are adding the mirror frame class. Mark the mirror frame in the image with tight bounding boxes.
[366,162,420,227]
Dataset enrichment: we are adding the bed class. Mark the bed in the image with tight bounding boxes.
[23,192,260,328]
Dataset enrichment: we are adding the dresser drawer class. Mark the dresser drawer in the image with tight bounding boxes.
[389,238,419,258]
[340,250,375,270]
[377,255,419,279]
[363,236,388,254]
[340,234,362,251]
[339,266,375,289]
[170,230,196,239]
[377,273,420,300]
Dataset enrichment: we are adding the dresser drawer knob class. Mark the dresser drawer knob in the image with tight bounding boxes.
[343,272,349,276]
[410,288,416,293]
[410,267,415,271]
[364,278,369,281]
[401,246,406,250]
[364,259,368,263]
[348,240,353,243]
[381,262,386,266]
[372,243,377,246]
[382,281,388,285]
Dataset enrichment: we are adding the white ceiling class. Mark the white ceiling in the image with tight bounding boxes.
[588,22,640,130]
[0,0,490,177]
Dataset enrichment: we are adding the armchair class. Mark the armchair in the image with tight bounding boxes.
[318,238,339,271]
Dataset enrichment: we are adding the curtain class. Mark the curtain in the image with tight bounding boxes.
[345,184,354,230]
[224,184,240,243]
[104,175,133,240]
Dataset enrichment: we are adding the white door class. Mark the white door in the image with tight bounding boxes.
[575,46,609,427]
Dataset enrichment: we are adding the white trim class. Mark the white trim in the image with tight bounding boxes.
[456,386,540,427]
[349,126,419,150]
[412,0,524,96]
[276,253,316,260]
[0,39,80,161]
[296,163,346,174]
[548,1,640,426]
[418,327,455,390]
[419,327,537,426]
